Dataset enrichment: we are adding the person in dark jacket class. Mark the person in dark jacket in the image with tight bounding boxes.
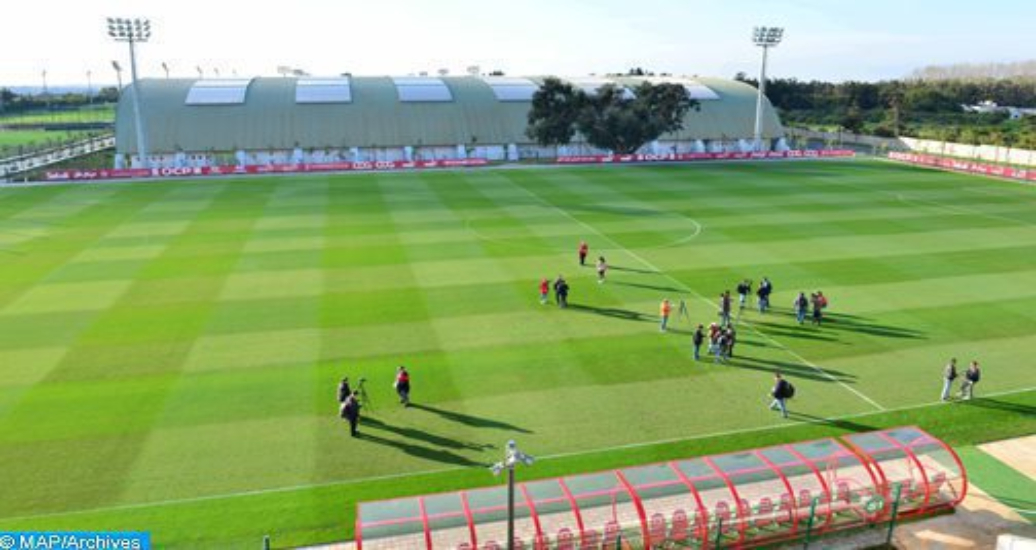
[769,372,792,418]
[692,324,705,361]
[337,377,351,404]
[941,358,957,401]
[340,391,362,436]
[757,277,772,313]
[794,292,809,324]
[959,361,981,400]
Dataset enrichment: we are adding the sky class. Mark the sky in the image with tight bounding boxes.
[4,0,1035,87]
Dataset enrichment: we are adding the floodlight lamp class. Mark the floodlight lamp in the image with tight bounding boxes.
[520,454,535,467]
[490,462,505,476]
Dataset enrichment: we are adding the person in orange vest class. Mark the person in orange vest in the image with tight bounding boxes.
[660,298,672,332]
[578,241,589,266]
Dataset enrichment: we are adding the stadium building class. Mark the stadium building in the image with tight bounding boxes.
[113,75,785,168]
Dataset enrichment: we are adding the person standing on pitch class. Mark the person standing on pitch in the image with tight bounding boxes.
[794,292,809,324]
[719,291,732,326]
[539,278,550,304]
[578,241,589,266]
[757,277,773,313]
[959,361,981,400]
[337,376,352,404]
[737,279,751,309]
[769,372,792,418]
[394,366,411,407]
[660,298,672,331]
[553,274,565,305]
[341,390,362,437]
[692,324,705,361]
[596,256,608,284]
[557,277,570,308]
[941,358,958,401]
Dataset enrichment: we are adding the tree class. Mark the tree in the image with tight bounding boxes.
[527,80,698,154]
[840,104,864,134]
[525,77,583,150]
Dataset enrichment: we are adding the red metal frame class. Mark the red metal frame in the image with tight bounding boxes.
[752,450,800,533]
[702,456,748,546]
[613,470,650,545]
[460,491,478,549]
[418,497,433,550]
[356,428,966,550]
[783,444,835,528]
[668,461,712,547]
[519,484,544,539]
[556,479,586,545]
[874,431,932,513]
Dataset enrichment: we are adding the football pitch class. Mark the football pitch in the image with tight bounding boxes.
[1,159,1034,548]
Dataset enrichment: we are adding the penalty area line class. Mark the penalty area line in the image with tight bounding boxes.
[503,178,888,411]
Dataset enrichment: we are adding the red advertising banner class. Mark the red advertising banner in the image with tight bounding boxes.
[44,158,491,182]
[888,152,1036,182]
[555,149,854,165]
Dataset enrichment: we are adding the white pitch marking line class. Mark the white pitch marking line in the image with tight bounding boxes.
[503,177,887,411]
[5,386,1032,523]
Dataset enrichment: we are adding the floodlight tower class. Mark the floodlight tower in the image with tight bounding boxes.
[107,17,152,168]
[490,440,535,550]
[752,26,783,152]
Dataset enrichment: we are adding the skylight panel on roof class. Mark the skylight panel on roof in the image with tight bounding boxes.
[637,77,721,100]
[296,77,352,103]
[185,78,253,105]
[482,77,538,102]
[392,77,453,102]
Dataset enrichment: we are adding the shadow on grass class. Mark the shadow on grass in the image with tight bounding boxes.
[787,411,875,433]
[727,355,859,384]
[409,403,533,433]
[363,417,495,452]
[568,303,654,323]
[612,281,685,293]
[355,431,486,467]
[608,265,659,275]
[822,313,926,340]
[749,320,840,342]
[956,397,1036,416]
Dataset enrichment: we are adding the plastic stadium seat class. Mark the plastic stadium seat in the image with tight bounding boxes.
[534,533,549,550]
[483,541,500,550]
[557,528,575,550]
[778,493,794,524]
[755,497,774,528]
[603,521,620,547]
[650,513,667,545]
[836,481,851,504]
[798,489,812,509]
[512,537,525,550]
[457,543,472,550]
[930,471,947,490]
[580,529,599,550]
[715,501,733,533]
[671,509,690,543]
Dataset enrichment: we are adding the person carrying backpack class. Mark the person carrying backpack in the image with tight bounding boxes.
[769,372,794,418]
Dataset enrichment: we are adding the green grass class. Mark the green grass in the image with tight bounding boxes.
[0,105,115,125]
[0,159,1034,548]
[0,129,93,149]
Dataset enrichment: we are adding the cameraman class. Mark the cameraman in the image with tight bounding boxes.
[340,390,361,437]
[337,377,351,404]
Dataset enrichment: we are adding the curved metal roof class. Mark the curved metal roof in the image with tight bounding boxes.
[114,76,784,154]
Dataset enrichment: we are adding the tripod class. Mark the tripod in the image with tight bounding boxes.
[357,378,374,413]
